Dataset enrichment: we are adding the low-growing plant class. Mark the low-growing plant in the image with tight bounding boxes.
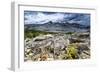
[65,44,78,59]
[24,29,57,39]
[66,32,74,35]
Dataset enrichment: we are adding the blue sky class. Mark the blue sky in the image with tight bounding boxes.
[24,11,90,26]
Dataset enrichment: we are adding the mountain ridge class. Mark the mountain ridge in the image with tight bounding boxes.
[24,21,90,33]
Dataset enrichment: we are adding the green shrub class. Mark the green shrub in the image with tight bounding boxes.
[24,29,57,39]
[66,32,74,35]
[66,44,78,59]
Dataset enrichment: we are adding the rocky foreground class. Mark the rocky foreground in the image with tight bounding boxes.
[24,32,90,62]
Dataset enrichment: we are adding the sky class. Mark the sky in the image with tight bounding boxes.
[24,11,90,26]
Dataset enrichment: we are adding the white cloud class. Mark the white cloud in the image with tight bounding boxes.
[24,11,90,26]
[24,12,66,24]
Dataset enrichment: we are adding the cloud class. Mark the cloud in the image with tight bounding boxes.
[24,12,66,24]
[24,11,90,26]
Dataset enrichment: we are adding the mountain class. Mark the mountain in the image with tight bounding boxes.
[24,21,90,33]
